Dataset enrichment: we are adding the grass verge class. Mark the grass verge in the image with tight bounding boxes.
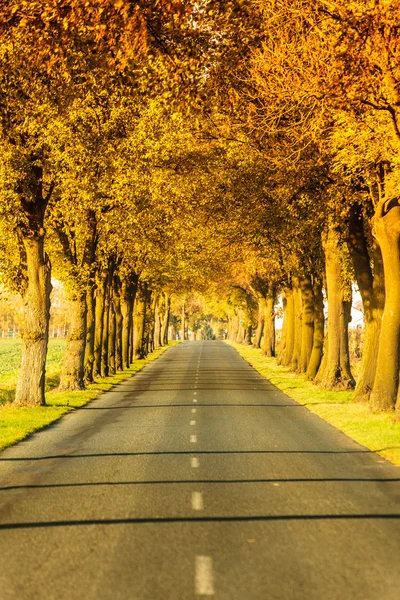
[227,341,400,468]
[0,342,179,452]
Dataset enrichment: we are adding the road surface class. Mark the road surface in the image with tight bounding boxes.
[0,341,399,599]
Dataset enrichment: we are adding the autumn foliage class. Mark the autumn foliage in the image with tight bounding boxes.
[0,1,399,417]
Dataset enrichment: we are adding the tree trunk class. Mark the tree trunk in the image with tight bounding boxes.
[348,205,385,402]
[290,278,302,371]
[181,300,186,341]
[283,287,295,367]
[133,282,148,360]
[277,292,287,365]
[93,270,107,378]
[14,166,52,406]
[306,278,324,380]
[244,324,252,344]
[318,225,355,390]
[101,270,111,378]
[84,285,96,383]
[236,324,244,343]
[121,274,138,369]
[298,275,314,373]
[370,202,400,412]
[262,290,276,357]
[253,296,265,348]
[59,293,87,391]
[114,277,123,371]
[154,299,162,349]
[108,293,116,375]
[230,314,239,341]
[161,293,171,345]
[15,237,52,406]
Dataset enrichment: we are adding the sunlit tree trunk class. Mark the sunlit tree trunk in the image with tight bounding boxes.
[121,273,138,368]
[101,272,110,378]
[133,281,148,360]
[230,313,239,341]
[370,202,400,412]
[59,293,87,390]
[262,288,276,357]
[161,292,171,345]
[298,275,314,373]
[15,237,52,406]
[317,225,355,390]
[108,291,116,375]
[277,292,287,366]
[290,277,302,371]
[15,167,52,406]
[306,278,324,380]
[243,324,252,344]
[348,205,385,402]
[283,286,295,367]
[253,295,265,349]
[84,284,96,383]
[93,270,107,378]
[154,298,162,349]
[113,276,123,371]
[181,299,186,341]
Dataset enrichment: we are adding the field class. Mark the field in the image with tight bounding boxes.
[0,338,66,405]
[0,340,178,451]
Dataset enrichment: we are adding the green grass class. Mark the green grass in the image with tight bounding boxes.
[227,342,400,468]
[0,338,67,405]
[0,341,179,452]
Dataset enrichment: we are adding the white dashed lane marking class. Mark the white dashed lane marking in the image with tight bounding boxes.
[190,420,196,426]
[191,457,199,468]
[191,491,204,510]
[195,556,215,596]
[190,434,197,443]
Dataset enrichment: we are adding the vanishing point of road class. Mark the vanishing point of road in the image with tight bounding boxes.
[0,341,399,599]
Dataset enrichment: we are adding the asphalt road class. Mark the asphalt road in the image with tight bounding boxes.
[0,340,399,599]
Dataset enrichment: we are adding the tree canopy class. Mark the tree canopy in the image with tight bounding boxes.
[0,0,399,416]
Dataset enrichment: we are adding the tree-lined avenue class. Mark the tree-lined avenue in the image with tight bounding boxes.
[0,342,399,599]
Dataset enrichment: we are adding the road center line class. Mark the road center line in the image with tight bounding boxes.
[195,556,215,596]
[192,491,204,510]
[190,420,196,426]
[192,408,197,414]
[190,434,197,443]
[193,398,197,403]
[193,391,197,395]
[191,457,199,468]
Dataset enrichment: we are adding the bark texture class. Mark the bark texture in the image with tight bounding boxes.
[84,285,96,383]
[306,279,324,380]
[348,205,385,402]
[161,293,171,345]
[370,201,400,412]
[253,296,265,349]
[133,282,148,360]
[317,225,355,390]
[262,290,276,357]
[298,276,314,373]
[15,167,52,406]
[15,237,52,405]
[59,294,87,391]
